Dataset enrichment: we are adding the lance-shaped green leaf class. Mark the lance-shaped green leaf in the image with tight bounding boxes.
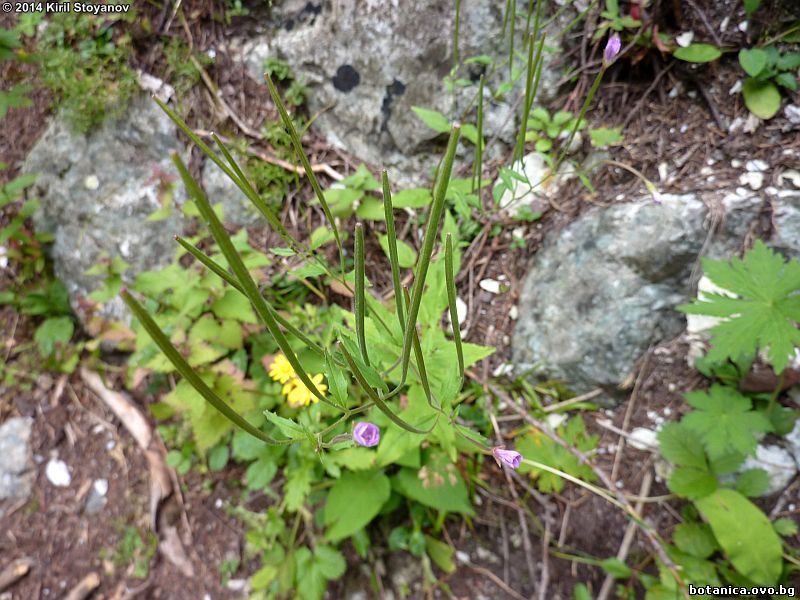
[396,125,461,390]
[171,153,338,410]
[121,289,291,445]
[445,234,464,383]
[382,171,406,330]
[265,74,345,272]
[354,223,370,366]
[338,341,435,434]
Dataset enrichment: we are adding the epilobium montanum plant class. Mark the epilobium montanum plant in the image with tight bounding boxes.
[118,76,526,584]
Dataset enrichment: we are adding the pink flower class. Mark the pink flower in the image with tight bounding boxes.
[604,34,622,64]
[353,422,380,447]
[492,447,522,469]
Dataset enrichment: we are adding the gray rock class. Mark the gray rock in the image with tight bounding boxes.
[22,95,186,324]
[512,192,800,393]
[236,0,565,183]
[202,157,262,227]
[0,417,35,513]
[739,445,797,496]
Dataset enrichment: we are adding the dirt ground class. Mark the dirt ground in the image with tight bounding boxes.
[2,0,800,598]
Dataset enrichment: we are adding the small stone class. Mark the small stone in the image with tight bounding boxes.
[658,162,669,182]
[675,31,694,47]
[214,498,224,509]
[105,439,116,451]
[738,20,748,32]
[0,417,35,507]
[479,279,501,294]
[509,306,519,320]
[628,427,658,450]
[45,458,71,487]
[663,407,672,416]
[739,171,764,190]
[785,104,800,125]
[679,124,688,134]
[94,479,109,496]
[731,159,742,168]
[85,479,109,514]
[729,80,743,95]
[492,363,513,377]
[545,413,567,430]
[746,159,768,172]
[455,551,470,564]
[226,579,247,592]
[778,169,800,188]
[475,546,500,564]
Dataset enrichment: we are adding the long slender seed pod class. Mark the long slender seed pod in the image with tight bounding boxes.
[265,74,346,274]
[402,288,444,414]
[122,290,292,445]
[172,153,340,409]
[382,171,406,330]
[354,223,370,367]
[445,234,464,382]
[472,75,485,200]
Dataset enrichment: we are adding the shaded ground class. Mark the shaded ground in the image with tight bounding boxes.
[2,0,800,598]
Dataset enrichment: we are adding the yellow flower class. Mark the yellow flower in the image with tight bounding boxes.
[268,354,296,384]
[284,373,327,408]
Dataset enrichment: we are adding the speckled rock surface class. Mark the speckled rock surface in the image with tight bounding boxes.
[512,191,800,393]
[22,95,185,324]
[0,417,35,514]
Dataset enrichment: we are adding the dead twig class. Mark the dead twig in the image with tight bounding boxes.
[597,470,654,600]
[0,557,33,593]
[467,564,528,600]
[63,572,100,600]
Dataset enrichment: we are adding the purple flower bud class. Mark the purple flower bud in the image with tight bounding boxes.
[604,34,621,64]
[492,447,522,469]
[353,422,380,447]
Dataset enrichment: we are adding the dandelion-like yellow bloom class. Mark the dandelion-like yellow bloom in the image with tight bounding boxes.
[284,373,327,408]
[268,354,296,384]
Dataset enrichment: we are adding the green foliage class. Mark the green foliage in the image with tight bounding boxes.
[324,470,391,541]
[525,106,585,154]
[673,43,722,63]
[0,26,33,119]
[738,45,800,119]
[162,37,214,99]
[679,241,800,374]
[516,415,598,493]
[695,488,783,585]
[682,385,772,460]
[263,56,306,106]
[36,10,138,132]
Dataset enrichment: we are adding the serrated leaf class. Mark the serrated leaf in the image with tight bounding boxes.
[678,241,800,372]
[264,410,305,440]
[668,466,718,499]
[657,422,708,469]
[735,468,770,497]
[695,488,783,585]
[682,385,772,459]
[284,463,313,511]
[674,43,721,63]
[775,71,797,91]
[324,470,391,541]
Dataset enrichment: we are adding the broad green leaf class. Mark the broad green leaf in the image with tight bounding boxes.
[667,466,718,499]
[324,470,391,541]
[411,106,451,133]
[742,78,782,119]
[211,290,258,324]
[355,197,385,220]
[657,422,708,469]
[208,445,229,471]
[285,463,314,511]
[314,545,346,579]
[775,71,798,91]
[425,535,455,573]
[673,522,717,559]
[695,488,783,585]
[678,240,800,372]
[34,316,74,357]
[773,517,798,536]
[461,124,481,145]
[378,234,417,268]
[735,468,770,497]
[682,385,772,459]
[777,51,800,71]
[674,43,721,63]
[739,48,768,77]
[392,188,432,208]
[392,451,473,515]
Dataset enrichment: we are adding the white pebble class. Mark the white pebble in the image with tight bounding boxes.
[84,175,99,190]
[729,80,743,95]
[679,124,688,134]
[745,159,768,172]
[778,169,800,188]
[456,551,471,564]
[785,105,800,125]
[615,480,624,489]
[675,31,694,47]
[93,479,109,496]
[105,439,116,451]
[663,407,672,416]
[509,305,519,320]
[479,279,501,294]
[658,163,669,182]
[739,171,764,190]
[731,159,742,168]
[615,193,625,201]
[214,498,224,509]
[45,459,72,487]
[738,20,749,32]
[628,427,658,450]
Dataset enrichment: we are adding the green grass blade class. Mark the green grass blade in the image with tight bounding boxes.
[382,171,406,330]
[403,288,442,413]
[445,234,464,382]
[121,289,292,446]
[171,152,339,410]
[338,342,436,434]
[354,223,370,367]
[472,75,485,200]
[265,74,345,274]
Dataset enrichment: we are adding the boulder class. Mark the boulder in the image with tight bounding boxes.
[512,191,800,393]
[0,417,35,515]
[236,0,566,182]
[23,95,186,324]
